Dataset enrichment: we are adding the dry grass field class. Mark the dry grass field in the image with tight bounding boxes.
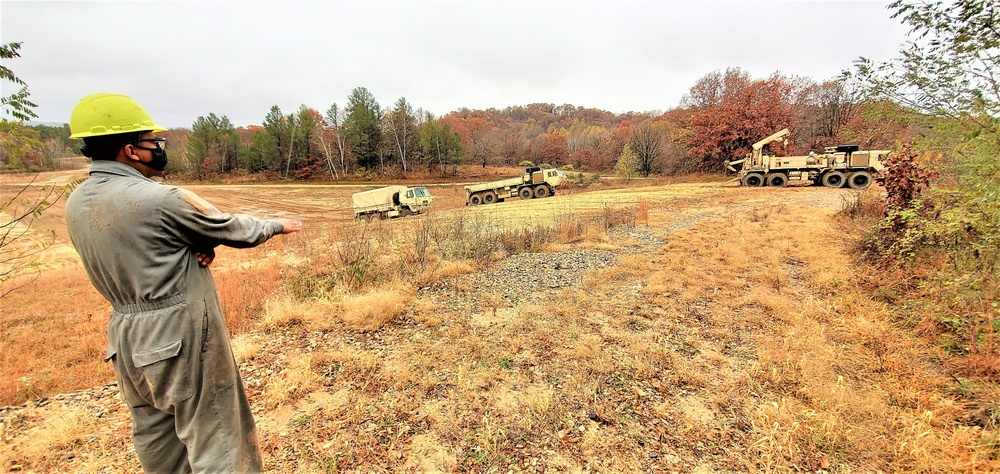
[2,166,998,472]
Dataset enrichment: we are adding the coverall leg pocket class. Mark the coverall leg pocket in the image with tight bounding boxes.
[131,339,192,406]
[119,303,199,409]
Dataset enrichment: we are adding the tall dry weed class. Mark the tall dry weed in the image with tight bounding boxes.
[0,406,91,469]
[333,222,385,291]
[401,215,436,274]
[340,287,410,330]
[262,354,322,409]
[230,334,261,363]
[636,198,652,225]
[837,188,886,225]
[558,213,585,243]
[216,252,283,334]
[599,203,636,229]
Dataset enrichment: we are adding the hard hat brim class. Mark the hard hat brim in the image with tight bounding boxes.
[70,123,168,139]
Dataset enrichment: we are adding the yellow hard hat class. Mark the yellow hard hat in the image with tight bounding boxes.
[69,93,166,139]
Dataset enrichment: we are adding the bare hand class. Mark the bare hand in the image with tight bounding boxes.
[196,248,216,268]
[277,218,303,234]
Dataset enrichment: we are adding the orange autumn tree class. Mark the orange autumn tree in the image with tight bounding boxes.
[538,132,569,167]
[441,115,494,167]
[683,68,799,172]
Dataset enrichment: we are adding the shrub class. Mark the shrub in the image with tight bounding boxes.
[855,129,1000,373]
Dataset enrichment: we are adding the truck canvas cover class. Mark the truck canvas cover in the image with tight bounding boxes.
[353,185,408,209]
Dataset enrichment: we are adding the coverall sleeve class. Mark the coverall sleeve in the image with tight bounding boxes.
[159,187,285,249]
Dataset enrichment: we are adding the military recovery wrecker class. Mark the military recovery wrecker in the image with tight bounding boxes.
[464,167,567,205]
[725,128,890,189]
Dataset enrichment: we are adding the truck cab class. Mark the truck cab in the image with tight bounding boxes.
[525,167,567,188]
[401,186,433,209]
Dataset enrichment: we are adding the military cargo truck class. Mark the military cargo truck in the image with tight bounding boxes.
[725,128,890,188]
[353,185,433,221]
[464,167,567,205]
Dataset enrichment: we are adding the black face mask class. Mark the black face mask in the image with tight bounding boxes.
[147,147,168,172]
[132,141,169,171]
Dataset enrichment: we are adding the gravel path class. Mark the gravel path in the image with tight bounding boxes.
[418,227,665,310]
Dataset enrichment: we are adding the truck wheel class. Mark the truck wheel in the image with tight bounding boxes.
[847,171,872,189]
[765,173,788,187]
[519,187,534,200]
[742,173,764,187]
[822,171,846,188]
[534,186,550,198]
[470,194,482,206]
[483,192,497,204]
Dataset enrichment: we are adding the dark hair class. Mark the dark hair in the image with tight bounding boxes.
[80,131,145,161]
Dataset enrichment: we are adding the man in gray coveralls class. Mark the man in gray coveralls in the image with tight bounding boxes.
[65,92,302,473]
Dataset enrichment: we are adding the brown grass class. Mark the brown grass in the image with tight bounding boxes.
[340,287,410,330]
[214,243,286,334]
[4,182,1000,473]
[0,267,109,406]
[261,354,323,410]
[0,406,92,468]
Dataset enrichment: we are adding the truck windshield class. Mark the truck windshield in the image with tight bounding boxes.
[413,187,430,197]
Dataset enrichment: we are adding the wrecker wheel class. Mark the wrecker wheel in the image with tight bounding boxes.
[848,171,872,189]
[742,173,765,187]
[822,171,846,188]
[766,173,788,187]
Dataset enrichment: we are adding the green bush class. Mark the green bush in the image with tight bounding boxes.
[518,160,534,168]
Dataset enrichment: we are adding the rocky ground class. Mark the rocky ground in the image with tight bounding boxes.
[418,227,665,309]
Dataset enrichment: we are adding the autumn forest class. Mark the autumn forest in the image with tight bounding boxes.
[3,66,909,180]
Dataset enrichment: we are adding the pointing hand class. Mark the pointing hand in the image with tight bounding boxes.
[277,218,303,234]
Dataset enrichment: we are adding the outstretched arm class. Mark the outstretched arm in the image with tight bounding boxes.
[161,188,303,250]
[194,219,301,268]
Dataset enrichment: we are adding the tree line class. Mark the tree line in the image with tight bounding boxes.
[167,88,463,180]
[160,69,909,180]
[2,65,910,179]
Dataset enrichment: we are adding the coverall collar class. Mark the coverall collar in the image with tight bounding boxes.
[89,160,153,181]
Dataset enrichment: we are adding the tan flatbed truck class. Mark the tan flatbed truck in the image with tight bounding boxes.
[464,167,567,205]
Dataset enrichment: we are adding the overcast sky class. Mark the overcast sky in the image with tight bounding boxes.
[2,0,911,129]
